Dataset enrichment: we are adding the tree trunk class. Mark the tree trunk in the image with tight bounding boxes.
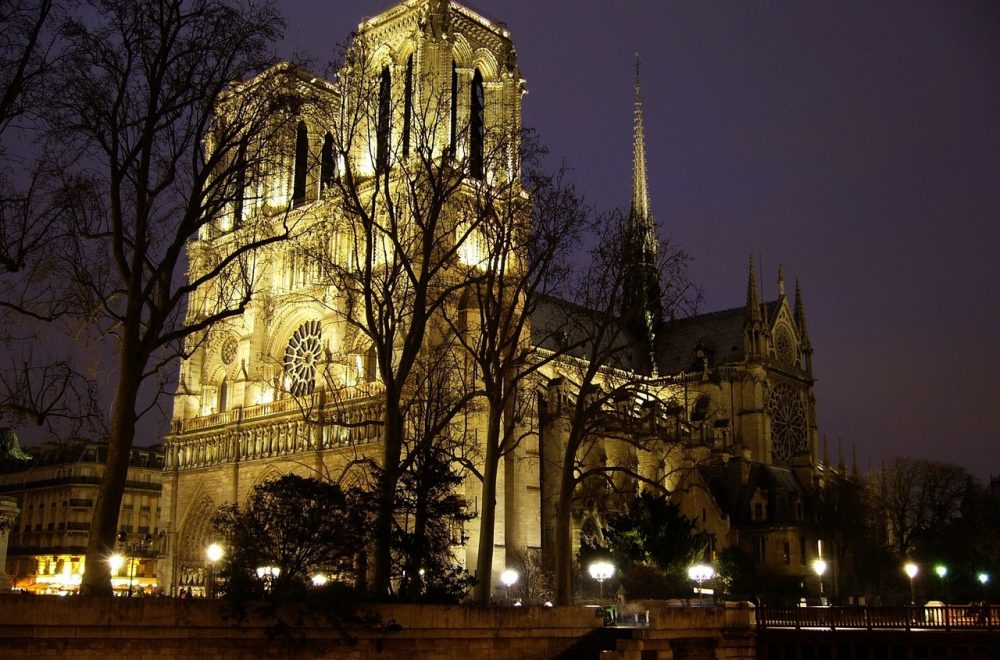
[473,408,502,604]
[554,457,576,605]
[80,356,142,596]
[371,397,404,597]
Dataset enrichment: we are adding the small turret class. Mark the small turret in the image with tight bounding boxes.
[745,256,761,325]
[744,256,765,359]
[795,279,813,372]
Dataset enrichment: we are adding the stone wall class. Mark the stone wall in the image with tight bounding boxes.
[0,596,757,659]
[0,596,609,659]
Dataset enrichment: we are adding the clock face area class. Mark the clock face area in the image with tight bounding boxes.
[768,381,808,462]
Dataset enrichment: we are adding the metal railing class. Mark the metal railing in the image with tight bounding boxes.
[758,605,997,632]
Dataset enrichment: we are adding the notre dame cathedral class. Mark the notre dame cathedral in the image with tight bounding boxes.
[160,0,823,597]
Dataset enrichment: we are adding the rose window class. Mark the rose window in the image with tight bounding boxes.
[767,381,807,462]
[775,326,794,365]
[283,320,323,396]
[220,336,238,365]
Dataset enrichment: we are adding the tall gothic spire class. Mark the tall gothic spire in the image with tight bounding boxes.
[631,53,653,230]
[622,53,662,362]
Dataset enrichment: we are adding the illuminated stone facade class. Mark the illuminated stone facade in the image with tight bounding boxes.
[161,0,822,596]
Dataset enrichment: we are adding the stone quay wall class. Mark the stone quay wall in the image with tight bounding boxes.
[0,595,757,659]
[0,595,607,659]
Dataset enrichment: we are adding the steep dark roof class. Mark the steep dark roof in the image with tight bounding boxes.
[531,292,785,378]
[655,300,781,375]
[698,460,809,527]
[530,294,648,372]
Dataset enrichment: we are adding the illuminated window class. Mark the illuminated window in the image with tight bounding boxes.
[470,68,484,179]
[293,121,308,206]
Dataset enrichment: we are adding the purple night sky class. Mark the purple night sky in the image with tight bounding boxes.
[277,1,999,479]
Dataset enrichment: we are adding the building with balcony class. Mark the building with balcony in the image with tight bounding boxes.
[0,440,164,594]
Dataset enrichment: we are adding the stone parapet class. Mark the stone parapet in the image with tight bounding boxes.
[0,596,608,659]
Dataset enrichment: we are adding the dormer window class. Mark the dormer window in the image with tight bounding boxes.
[751,489,768,521]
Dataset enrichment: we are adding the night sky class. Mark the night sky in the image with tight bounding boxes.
[279,1,999,479]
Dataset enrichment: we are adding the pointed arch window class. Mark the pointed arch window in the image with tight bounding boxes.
[470,68,484,179]
[376,66,391,174]
[233,142,246,227]
[293,121,308,206]
[218,378,228,413]
[321,132,336,193]
[403,54,413,158]
[449,60,458,151]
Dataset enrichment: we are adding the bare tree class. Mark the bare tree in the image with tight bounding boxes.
[302,34,516,596]
[540,211,698,605]
[869,457,974,559]
[47,0,300,596]
[442,134,587,603]
[0,0,106,437]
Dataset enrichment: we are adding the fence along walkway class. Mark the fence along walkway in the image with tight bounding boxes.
[758,605,998,632]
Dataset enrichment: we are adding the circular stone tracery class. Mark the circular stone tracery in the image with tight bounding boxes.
[220,336,238,365]
[767,381,808,463]
[283,320,323,396]
[775,326,794,365]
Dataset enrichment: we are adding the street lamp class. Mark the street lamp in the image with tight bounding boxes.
[311,574,329,587]
[934,565,948,601]
[108,553,125,573]
[256,565,281,591]
[588,561,615,600]
[205,543,224,599]
[687,564,715,604]
[500,568,519,601]
[903,562,919,605]
[812,558,828,604]
[115,531,153,596]
[978,572,990,599]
